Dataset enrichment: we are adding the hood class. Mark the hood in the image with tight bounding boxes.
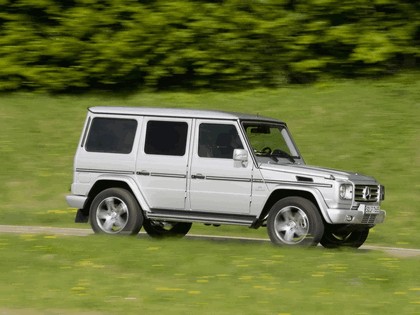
[260,163,376,182]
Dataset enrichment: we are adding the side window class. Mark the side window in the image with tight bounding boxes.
[198,123,243,159]
[85,118,137,154]
[144,121,188,156]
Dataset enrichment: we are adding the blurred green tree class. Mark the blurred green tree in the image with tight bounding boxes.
[0,0,418,92]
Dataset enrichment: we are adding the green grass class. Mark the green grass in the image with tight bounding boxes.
[0,234,419,315]
[0,74,419,314]
[0,72,419,247]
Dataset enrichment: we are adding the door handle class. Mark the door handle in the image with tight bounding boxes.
[191,174,205,180]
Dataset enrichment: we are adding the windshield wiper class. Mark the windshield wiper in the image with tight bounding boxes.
[272,150,296,163]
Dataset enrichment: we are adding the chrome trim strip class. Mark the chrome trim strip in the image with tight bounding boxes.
[205,176,251,183]
[76,168,135,175]
[264,179,332,188]
[150,172,186,179]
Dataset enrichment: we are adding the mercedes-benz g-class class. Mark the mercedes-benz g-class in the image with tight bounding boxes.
[66,107,386,247]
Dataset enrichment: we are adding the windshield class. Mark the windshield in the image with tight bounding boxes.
[242,122,301,164]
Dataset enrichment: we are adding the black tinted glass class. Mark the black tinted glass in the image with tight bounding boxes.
[145,121,188,156]
[198,123,243,159]
[85,118,137,154]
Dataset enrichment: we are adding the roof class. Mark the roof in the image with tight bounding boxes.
[88,106,284,124]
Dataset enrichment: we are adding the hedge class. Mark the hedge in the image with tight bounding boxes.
[0,0,418,92]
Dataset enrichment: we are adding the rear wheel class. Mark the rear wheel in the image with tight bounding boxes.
[89,188,143,235]
[267,197,324,246]
[320,226,369,248]
[143,219,192,238]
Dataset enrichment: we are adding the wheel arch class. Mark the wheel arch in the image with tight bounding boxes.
[254,188,330,227]
[82,177,149,216]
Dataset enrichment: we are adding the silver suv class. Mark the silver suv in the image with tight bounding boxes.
[66,107,386,247]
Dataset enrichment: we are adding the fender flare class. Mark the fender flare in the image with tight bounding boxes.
[262,185,333,224]
[89,174,151,212]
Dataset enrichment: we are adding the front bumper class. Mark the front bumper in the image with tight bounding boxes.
[327,205,386,225]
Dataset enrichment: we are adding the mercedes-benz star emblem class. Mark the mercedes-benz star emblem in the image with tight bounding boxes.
[362,186,371,200]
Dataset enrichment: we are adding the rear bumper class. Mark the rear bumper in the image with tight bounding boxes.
[66,194,88,209]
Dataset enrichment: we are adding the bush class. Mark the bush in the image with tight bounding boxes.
[0,0,418,92]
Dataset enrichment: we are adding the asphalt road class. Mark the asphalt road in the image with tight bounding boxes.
[0,224,419,258]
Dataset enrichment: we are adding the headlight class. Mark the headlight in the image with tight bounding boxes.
[339,184,353,200]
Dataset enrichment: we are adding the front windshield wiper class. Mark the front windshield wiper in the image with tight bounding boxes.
[272,150,296,163]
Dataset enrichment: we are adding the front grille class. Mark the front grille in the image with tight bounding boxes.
[355,185,379,203]
[361,214,377,224]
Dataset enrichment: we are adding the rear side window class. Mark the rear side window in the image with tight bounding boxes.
[145,121,188,156]
[85,118,137,154]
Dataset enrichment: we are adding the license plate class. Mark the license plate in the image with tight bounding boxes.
[365,205,380,214]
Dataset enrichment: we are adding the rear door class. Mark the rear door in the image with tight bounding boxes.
[188,120,253,214]
[136,117,192,210]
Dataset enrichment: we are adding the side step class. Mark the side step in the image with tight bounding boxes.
[146,209,256,226]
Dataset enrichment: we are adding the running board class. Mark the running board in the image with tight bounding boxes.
[146,209,256,226]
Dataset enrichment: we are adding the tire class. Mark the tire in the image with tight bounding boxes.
[143,219,192,238]
[89,188,143,235]
[267,197,324,246]
[320,226,369,248]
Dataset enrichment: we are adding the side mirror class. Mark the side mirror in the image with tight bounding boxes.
[233,149,248,162]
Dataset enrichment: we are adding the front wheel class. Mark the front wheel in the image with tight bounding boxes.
[89,188,143,235]
[143,219,192,238]
[320,227,369,248]
[267,197,324,246]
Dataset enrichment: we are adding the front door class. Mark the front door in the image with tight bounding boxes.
[136,117,192,210]
[188,120,253,214]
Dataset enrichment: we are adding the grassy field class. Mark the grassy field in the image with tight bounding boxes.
[0,234,419,315]
[0,72,419,248]
[0,73,419,314]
